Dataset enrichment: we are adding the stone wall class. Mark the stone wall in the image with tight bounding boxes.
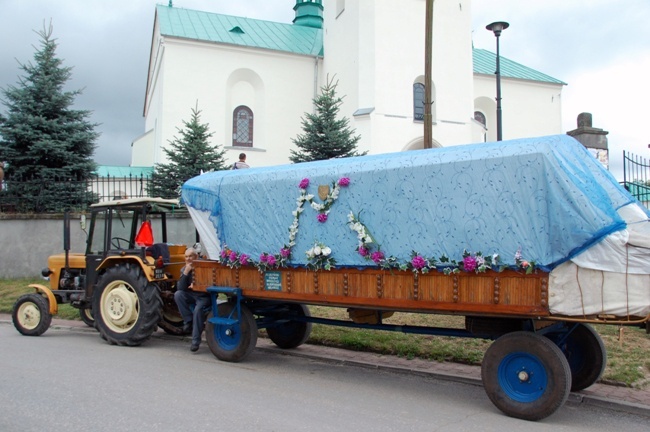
[0,213,197,278]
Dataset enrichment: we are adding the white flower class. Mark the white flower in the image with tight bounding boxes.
[311,202,324,211]
[347,212,355,222]
[322,247,332,256]
[314,245,322,255]
[305,194,314,201]
[306,248,314,258]
[363,236,373,244]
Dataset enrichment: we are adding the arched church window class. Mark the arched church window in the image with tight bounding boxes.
[232,106,254,147]
[413,83,425,121]
[474,111,486,126]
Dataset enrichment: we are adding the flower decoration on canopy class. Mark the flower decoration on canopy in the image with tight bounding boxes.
[305,241,336,271]
[300,177,350,223]
[514,247,535,274]
[219,246,250,269]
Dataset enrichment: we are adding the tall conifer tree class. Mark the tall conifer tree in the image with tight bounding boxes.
[290,76,365,163]
[148,106,227,199]
[0,23,98,212]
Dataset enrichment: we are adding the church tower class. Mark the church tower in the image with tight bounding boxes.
[293,0,324,29]
[321,0,475,153]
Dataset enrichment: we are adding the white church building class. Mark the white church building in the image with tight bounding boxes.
[131,0,566,168]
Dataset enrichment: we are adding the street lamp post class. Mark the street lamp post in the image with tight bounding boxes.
[486,21,509,141]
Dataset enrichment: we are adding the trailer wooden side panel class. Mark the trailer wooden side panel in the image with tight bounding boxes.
[192,261,550,318]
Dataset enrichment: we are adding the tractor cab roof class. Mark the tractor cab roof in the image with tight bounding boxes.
[89,197,181,213]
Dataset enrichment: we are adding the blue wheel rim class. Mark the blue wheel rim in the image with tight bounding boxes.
[214,324,241,351]
[498,351,548,402]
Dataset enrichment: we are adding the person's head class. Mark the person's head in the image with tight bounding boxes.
[184,248,198,263]
[239,153,246,162]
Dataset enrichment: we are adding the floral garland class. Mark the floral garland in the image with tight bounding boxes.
[299,177,350,223]
[219,176,536,275]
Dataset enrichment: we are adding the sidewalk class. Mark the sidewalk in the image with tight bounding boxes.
[4,314,650,417]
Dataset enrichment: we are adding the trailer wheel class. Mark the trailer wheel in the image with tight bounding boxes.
[206,302,257,362]
[12,294,52,336]
[267,304,312,349]
[80,305,95,328]
[482,331,571,421]
[92,264,162,346]
[548,323,606,392]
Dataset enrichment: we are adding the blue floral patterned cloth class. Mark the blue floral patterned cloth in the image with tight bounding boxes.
[181,135,644,270]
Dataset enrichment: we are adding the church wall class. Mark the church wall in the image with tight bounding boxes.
[473,75,563,142]
[153,39,318,168]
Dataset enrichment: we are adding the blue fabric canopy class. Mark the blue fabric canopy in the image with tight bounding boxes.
[181,135,642,270]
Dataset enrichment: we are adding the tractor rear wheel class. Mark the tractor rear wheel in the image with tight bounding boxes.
[12,293,52,336]
[92,264,162,346]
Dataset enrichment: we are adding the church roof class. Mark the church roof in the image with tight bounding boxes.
[155,5,563,85]
[155,4,323,57]
[473,48,566,85]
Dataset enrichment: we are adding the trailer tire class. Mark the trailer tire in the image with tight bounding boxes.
[206,302,257,362]
[93,264,162,346]
[267,303,312,349]
[548,323,606,392]
[482,331,571,421]
[12,294,52,336]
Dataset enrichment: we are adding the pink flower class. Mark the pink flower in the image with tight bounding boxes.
[521,261,529,268]
[338,177,350,187]
[267,255,277,266]
[299,178,310,189]
[371,251,385,264]
[260,254,268,263]
[358,246,369,257]
[240,254,249,265]
[229,251,238,261]
[317,213,328,223]
[463,255,478,272]
[411,255,426,270]
[280,248,291,258]
[220,250,227,259]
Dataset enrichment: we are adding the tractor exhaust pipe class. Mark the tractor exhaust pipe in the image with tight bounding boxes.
[63,210,70,272]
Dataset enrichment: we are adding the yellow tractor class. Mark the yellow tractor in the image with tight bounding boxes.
[12,198,193,345]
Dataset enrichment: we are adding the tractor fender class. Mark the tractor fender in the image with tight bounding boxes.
[95,255,155,281]
[28,284,59,315]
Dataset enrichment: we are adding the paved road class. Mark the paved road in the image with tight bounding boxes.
[1,323,649,432]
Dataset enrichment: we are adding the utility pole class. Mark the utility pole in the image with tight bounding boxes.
[423,0,434,149]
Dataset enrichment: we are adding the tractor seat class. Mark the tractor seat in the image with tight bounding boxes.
[146,243,171,263]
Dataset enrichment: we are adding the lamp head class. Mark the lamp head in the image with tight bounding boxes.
[486,21,509,37]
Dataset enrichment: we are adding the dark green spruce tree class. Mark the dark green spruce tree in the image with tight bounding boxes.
[148,106,227,199]
[0,23,98,212]
[290,76,365,163]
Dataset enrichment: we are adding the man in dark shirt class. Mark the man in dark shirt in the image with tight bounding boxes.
[174,248,210,352]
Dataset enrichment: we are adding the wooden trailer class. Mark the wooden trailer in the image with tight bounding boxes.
[181,135,650,420]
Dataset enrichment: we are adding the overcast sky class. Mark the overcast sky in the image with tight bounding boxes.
[1,0,648,180]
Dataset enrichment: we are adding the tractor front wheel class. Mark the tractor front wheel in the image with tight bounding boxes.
[79,305,95,328]
[12,293,52,336]
[92,264,162,346]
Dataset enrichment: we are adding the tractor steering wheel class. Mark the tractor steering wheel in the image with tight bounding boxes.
[111,237,131,249]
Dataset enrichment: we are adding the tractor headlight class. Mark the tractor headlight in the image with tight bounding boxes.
[41,267,53,278]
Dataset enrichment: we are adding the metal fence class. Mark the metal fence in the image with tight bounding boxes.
[623,151,650,207]
[0,174,153,213]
